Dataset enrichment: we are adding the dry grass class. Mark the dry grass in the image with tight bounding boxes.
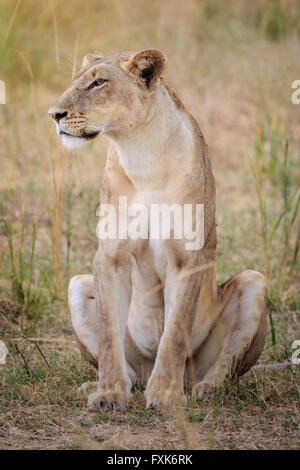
[0,333,299,449]
[0,0,299,450]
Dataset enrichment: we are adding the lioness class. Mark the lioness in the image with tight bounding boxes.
[49,49,267,410]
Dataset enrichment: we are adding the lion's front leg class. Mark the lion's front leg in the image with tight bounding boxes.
[145,268,203,409]
[87,249,133,411]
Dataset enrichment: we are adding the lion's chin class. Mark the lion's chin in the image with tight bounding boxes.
[61,134,91,151]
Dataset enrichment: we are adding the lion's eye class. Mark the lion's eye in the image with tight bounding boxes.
[87,79,107,91]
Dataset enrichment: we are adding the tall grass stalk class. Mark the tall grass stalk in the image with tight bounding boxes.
[0,0,22,57]
[47,128,68,298]
[249,126,269,277]
[4,211,39,330]
[49,0,60,72]
[250,127,299,288]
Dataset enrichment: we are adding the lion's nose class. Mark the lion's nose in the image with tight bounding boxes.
[49,110,68,122]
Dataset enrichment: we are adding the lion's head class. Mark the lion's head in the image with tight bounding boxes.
[49,49,167,149]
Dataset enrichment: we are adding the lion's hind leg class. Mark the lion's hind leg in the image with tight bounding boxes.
[68,274,137,396]
[190,270,267,399]
[68,274,99,368]
[68,275,99,394]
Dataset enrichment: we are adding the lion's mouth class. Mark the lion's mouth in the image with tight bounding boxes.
[59,130,99,140]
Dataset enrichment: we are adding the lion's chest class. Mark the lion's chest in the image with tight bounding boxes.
[127,238,167,360]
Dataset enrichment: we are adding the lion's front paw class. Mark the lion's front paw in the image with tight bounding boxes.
[77,381,98,396]
[87,390,131,411]
[145,384,186,410]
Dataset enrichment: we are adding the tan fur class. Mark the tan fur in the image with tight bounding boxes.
[50,49,267,410]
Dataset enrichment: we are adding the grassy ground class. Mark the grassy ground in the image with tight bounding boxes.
[0,0,299,449]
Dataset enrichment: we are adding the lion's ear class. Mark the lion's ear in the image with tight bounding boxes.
[122,49,167,92]
[81,51,104,68]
